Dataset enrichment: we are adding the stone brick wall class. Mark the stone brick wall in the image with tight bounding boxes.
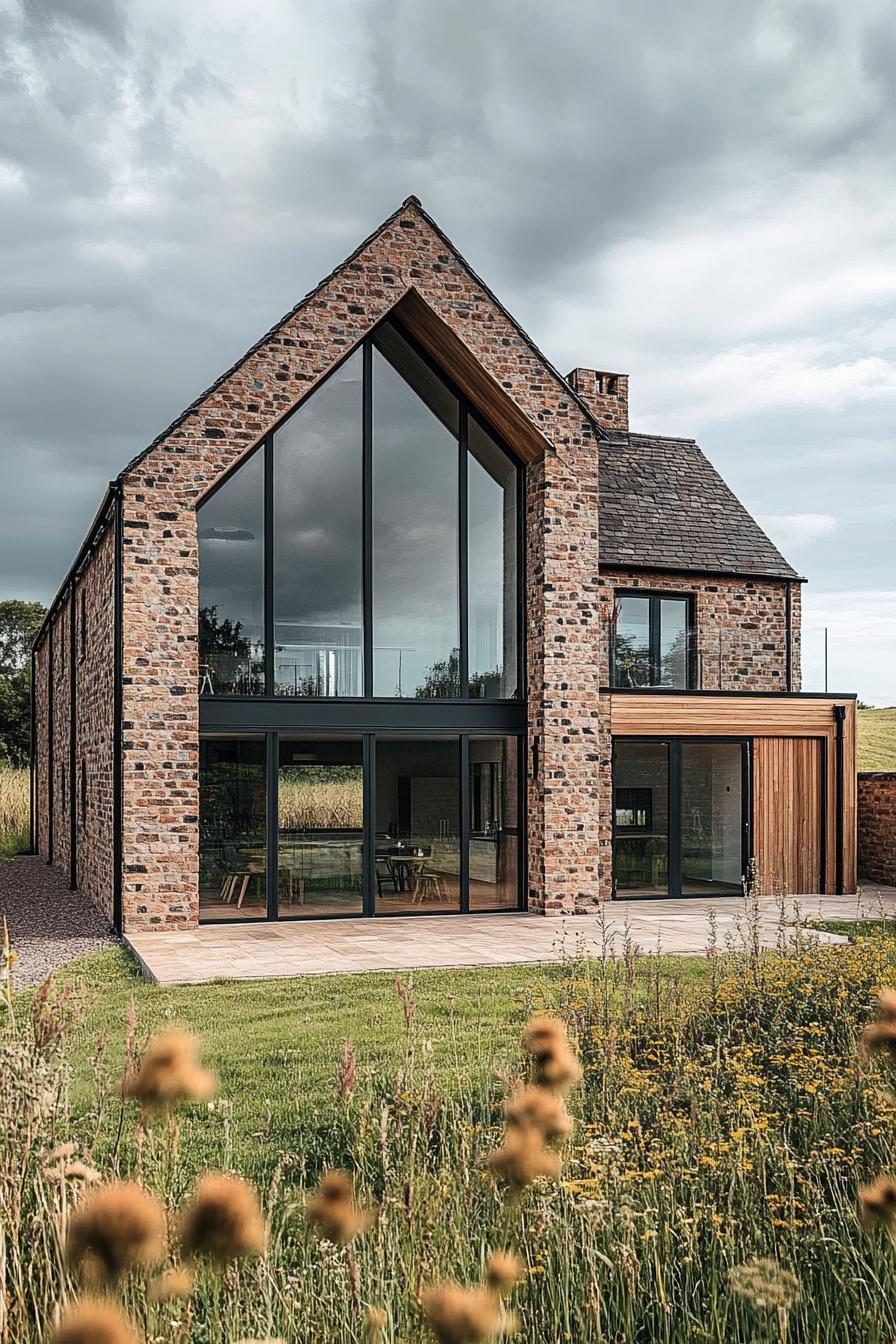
[32,529,116,922]
[75,531,116,920]
[118,197,603,928]
[600,566,800,692]
[858,773,896,886]
[51,600,70,877]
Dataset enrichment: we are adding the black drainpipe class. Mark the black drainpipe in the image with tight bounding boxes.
[29,645,36,854]
[112,482,124,934]
[69,584,78,890]
[834,705,846,896]
[785,582,793,692]
[47,620,54,865]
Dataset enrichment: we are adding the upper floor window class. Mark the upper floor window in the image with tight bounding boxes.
[198,320,521,701]
[611,592,692,689]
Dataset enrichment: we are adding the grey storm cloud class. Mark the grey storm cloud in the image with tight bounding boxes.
[1,0,894,699]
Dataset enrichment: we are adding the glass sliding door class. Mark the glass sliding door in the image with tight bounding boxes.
[613,741,670,897]
[199,736,267,921]
[374,736,461,912]
[613,739,747,899]
[277,738,364,917]
[468,737,520,910]
[680,742,744,896]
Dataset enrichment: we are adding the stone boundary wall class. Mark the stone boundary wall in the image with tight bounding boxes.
[858,772,896,886]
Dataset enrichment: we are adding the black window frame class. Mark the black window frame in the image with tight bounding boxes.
[197,316,526,706]
[611,591,695,690]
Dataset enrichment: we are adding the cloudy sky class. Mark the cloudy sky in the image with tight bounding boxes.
[2,0,894,701]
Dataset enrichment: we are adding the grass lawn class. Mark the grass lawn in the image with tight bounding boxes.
[810,918,896,939]
[45,947,709,1182]
[858,706,896,770]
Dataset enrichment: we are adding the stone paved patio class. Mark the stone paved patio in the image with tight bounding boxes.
[126,885,896,985]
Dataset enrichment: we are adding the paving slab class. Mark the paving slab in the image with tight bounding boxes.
[123,885,896,986]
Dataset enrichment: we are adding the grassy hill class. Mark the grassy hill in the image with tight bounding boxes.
[858,706,896,771]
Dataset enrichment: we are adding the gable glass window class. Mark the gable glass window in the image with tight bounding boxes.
[197,319,522,701]
[612,593,692,689]
[198,449,265,695]
[274,349,363,697]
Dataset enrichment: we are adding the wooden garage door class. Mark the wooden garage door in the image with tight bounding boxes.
[753,737,823,895]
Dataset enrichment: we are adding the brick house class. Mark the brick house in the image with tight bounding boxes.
[30,197,857,934]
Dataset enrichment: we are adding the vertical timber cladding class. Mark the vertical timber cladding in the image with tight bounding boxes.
[753,738,823,894]
[608,694,858,896]
[118,197,602,929]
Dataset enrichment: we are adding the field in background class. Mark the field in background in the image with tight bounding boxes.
[858,707,896,771]
[0,764,28,857]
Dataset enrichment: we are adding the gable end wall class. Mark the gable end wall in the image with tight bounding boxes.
[119,202,604,928]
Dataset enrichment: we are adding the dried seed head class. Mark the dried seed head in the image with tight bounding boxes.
[859,1019,896,1059]
[504,1086,572,1141]
[124,1030,217,1112]
[420,1283,503,1344]
[148,1265,195,1300]
[521,1016,581,1093]
[65,1181,165,1286]
[179,1173,265,1263]
[487,1126,562,1191]
[484,1251,523,1298]
[364,1307,388,1343]
[859,1176,896,1229]
[729,1257,802,1312]
[306,1167,373,1244]
[48,1298,140,1344]
[878,990,896,1021]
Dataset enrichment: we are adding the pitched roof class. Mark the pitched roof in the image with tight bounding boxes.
[598,431,802,581]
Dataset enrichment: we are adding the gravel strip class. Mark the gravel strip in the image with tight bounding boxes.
[0,854,119,989]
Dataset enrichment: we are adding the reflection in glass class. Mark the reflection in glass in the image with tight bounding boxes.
[613,741,669,896]
[660,598,688,688]
[468,419,518,698]
[469,737,520,910]
[374,737,461,911]
[278,738,363,916]
[613,595,651,688]
[198,451,264,695]
[372,327,460,697]
[274,351,363,697]
[681,743,743,895]
[199,737,266,921]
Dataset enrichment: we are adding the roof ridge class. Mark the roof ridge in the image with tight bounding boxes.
[119,194,606,482]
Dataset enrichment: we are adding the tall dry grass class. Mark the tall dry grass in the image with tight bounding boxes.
[5,909,896,1340]
[278,773,363,831]
[0,764,28,857]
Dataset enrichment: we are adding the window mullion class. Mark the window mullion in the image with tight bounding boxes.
[363,341,373,699]
[650,596,661,687]
[263,437,274,696]
[459,403,469,699]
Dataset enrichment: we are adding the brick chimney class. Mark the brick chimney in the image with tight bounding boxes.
[566,368,629,433]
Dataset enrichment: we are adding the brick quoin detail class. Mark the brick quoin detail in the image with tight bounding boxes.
[858,774,896,886]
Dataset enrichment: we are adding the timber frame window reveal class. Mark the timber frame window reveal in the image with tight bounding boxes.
[198,318,524,704]
[611,592,695,690]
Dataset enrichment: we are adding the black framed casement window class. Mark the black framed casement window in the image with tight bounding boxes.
[611,592,694,689]
[197,318,524,704]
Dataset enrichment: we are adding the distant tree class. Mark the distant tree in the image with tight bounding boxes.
[0,599,46,765]
[415,648,462,699]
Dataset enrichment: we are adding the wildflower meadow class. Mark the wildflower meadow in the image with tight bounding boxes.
[4,905,896,1341]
